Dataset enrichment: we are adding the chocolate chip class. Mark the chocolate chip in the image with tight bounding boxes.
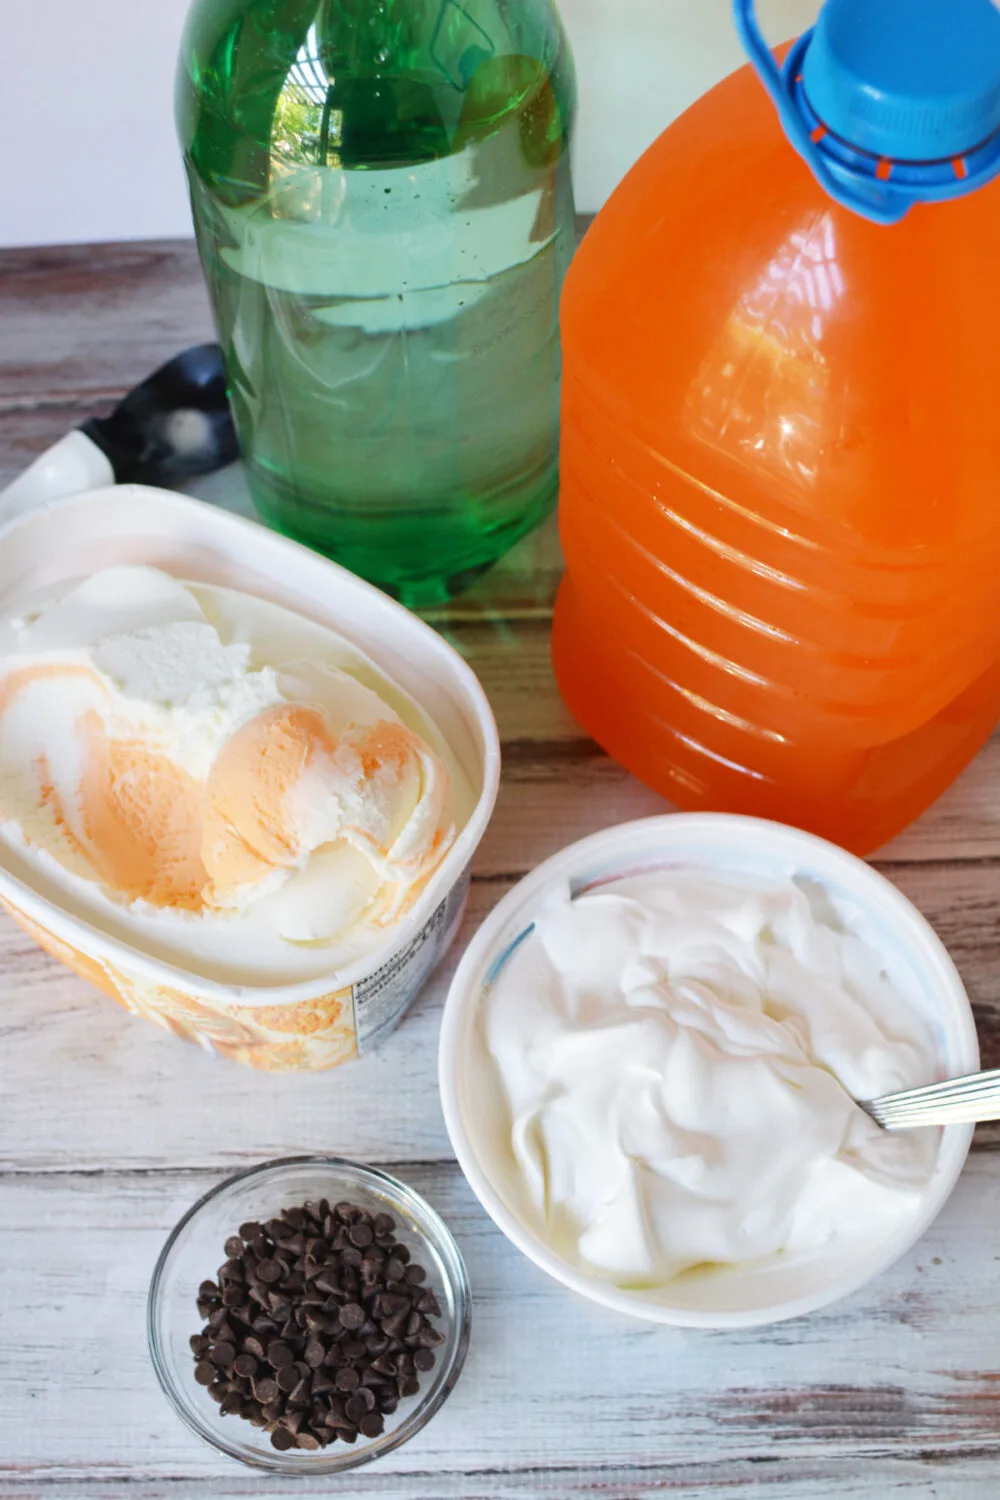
[303,1338,325,1369]
[270,1426,295,1451]
[339,1302,365,1330]
[345,1394,367,1424]
[189,1196,445,1452]
[379,1292,411,1317]
[381,1311,409,1340]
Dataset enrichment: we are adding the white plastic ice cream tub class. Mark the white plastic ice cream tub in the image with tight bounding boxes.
[439,815,979,1327]
[0,486,500,1072]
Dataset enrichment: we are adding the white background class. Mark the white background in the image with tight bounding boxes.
[0,1,814,248]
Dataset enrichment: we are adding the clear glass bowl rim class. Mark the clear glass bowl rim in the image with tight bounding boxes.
[147,1154,472,1474]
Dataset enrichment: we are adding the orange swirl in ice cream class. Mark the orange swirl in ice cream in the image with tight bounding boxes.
[0,566,465,984]
[202,704,330,891]
[201,705,449,925]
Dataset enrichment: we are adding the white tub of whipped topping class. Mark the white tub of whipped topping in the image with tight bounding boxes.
[0,486,499,1072]
[439,815,979,1327]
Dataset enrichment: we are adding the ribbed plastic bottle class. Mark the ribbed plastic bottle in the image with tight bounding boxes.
[554,0,1000,854]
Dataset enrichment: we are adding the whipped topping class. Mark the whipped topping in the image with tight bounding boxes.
[481,870,938,1288]
[0,566,473,985]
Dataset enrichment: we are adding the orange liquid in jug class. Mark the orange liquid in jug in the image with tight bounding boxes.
[554,56,1000,855]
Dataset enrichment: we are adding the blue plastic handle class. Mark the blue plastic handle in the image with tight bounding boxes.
[732,0,903,224]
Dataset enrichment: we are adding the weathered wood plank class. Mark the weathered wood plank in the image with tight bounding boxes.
[1,1458,997,1499]
[2,1162,1000,1485]
[0,241,214,405]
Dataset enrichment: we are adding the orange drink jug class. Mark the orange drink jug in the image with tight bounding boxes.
[554,0,1000,853]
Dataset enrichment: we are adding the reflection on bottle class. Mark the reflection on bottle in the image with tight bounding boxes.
[685,212,845,494]
[430,0,496,91]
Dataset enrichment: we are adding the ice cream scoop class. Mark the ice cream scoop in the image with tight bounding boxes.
[0,345,237,523]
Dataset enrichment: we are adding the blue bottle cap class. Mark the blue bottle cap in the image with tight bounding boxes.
[802,0,1000,162]
[734,0,1000,221]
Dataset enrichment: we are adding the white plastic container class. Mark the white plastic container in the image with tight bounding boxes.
[439,814,978,1327]
[0,486,500,1072]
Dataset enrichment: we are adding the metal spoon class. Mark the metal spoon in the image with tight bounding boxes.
[861,1069,1000,1130]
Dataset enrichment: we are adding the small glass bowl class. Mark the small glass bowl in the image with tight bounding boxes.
[148,1156,471,1474]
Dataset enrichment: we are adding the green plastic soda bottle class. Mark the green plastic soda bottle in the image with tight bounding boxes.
[176,0,576,603]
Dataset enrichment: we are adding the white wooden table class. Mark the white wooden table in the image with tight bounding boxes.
[3,241,1000,1499]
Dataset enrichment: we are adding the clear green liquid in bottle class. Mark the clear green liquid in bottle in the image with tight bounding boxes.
[177,0,575,603]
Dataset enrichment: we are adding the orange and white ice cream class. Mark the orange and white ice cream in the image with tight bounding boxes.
[0,566,467,985]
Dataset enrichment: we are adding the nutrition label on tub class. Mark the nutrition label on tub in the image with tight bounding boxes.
[353,874,470,1051]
